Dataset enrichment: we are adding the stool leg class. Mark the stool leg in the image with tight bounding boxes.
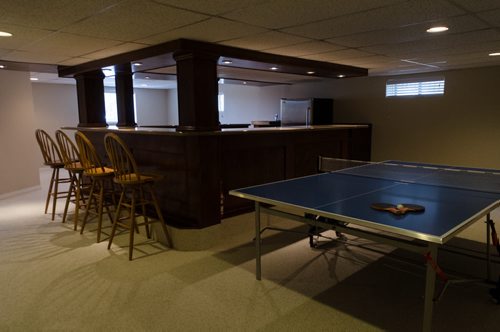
[96,180,105,243]
[51,167,60,220]
[80,179,96,234]
[45,167,56,215]
[129,189,136,260]
[140,186,151,238]
[150,186,171,247]
[73,173,82,231]
[104,179,115,224]
[108,190,125,250]
[62,172,76,224]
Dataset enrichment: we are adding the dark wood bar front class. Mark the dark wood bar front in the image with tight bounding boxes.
[71,124,371,249]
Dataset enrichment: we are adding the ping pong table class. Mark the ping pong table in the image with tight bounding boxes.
[229,160,500,332]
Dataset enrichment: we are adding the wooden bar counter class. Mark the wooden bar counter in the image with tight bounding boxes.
[67,124,371,250]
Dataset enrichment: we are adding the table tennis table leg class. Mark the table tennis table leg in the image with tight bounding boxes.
[255,202,262,280]
[486,213,491,282]
[423,243,438,332]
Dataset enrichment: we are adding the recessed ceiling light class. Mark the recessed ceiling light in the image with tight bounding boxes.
[30,77,39,81]
[426,26,449,33]
[222,59,232,64]
[270,66,278,71]
[0,31,12,37]
[145,76,150,79]
[133,62,142,66]
[0,65,5,69]
[488,52,500,56]
[243,81,247,85]
[337,74,346,78]
[307,71,315,75]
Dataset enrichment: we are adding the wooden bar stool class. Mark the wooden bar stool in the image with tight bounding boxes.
[55,130,88,230]
[35,129,71,220]
[75,131,116,242]
[104,133,171,260]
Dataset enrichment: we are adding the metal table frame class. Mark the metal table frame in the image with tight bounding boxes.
[252,203,496,332]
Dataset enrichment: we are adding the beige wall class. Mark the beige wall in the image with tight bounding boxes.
[331,66,500,169]
[0,70,40,196]
[32,83,79,141]
[135,88,171,126]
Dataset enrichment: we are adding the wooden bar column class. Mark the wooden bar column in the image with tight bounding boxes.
[173,49,220,131]
[114,63,137,127]
[75,70,107,127]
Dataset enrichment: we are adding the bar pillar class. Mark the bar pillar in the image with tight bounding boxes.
[114,63,136,127]
[173,49,220,132]
[75,70,107,127]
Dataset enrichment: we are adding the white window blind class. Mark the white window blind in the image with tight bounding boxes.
[386,78,445,97]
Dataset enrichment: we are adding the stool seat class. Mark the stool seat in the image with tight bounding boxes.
[49,161,65,168]
[113,173,155,185]
[84,166,114,177]
[66,161,84,172]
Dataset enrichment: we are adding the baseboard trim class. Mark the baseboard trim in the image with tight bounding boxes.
[0,185,41,200]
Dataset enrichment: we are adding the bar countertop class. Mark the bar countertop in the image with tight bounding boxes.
[63,124,371,136]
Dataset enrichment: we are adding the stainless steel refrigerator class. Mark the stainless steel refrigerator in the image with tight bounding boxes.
[280,98,334,126]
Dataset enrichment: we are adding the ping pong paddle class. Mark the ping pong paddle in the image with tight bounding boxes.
[371,203,425,215]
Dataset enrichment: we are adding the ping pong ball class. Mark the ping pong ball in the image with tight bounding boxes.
[397,204,404,209]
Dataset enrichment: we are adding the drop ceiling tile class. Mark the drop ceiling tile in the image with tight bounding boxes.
[338,55,400,68]
[0,0,123,30]
[326,14,488,48]
[224,0,402,29]
[153,0,268,15]
[61,0,209,41]
[138,17,266,45]
[283,0,465,39]
[443,53,500,67]
[2,50,70,64]
[222,0,400,29]
[369,64,434,76]
[477,8,500,26]
[362,29,500,58]
[302,48,376,63]
[451,0,500,12]
[57,57,96,66]
[19,32,123,57]
[0,48,11,57]
[263,41,345,57]
[0,24,54,49]
[83,42,149,60]
[220,31,310,50]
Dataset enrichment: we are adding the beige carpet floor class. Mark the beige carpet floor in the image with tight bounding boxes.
[0,188,499,331]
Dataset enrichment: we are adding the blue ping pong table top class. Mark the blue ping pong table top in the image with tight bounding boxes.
[230,161,500,244]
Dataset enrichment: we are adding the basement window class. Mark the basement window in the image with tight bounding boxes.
[386,78,445,97]
[104,92,118,125]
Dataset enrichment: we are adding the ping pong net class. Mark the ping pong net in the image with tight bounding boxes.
[318,157,500,195]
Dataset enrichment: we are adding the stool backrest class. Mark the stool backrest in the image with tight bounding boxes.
[104,133,141,182]
[55,130,80,167]
[35,129,63,166]
[75,131,106,175]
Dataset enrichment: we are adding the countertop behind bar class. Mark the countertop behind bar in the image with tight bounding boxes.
[63,124,371,136]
